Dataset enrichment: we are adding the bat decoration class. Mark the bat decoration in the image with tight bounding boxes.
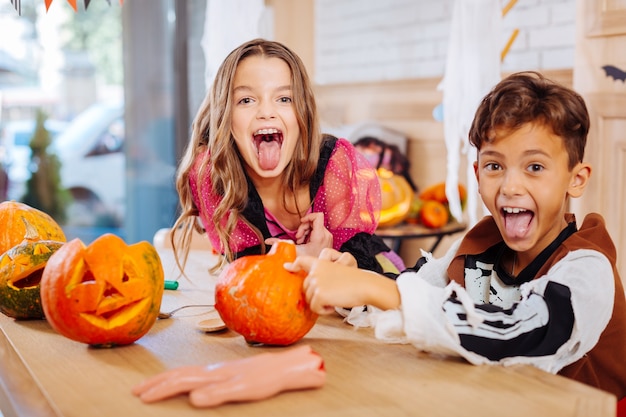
[602,65,626,82]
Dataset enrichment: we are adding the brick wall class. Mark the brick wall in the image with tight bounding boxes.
[314,0,576,85]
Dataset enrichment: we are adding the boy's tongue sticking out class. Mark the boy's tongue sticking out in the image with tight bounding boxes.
[503,209,533,239]
[255,129,282,170]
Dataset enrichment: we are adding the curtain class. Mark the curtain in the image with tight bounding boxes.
[439,0,502,226]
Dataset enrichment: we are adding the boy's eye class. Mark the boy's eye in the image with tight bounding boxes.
[528,163,544,173]
[484,162,501,171]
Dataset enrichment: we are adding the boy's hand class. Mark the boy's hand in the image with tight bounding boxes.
[318,247,358,268]
[285,256,402,315]
[132,345,325,408]
[285,256,371,315]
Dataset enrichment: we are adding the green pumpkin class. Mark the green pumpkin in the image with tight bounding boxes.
[0,240,64,319]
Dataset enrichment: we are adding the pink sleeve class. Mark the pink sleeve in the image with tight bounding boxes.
[313,138,381,250]
[190,153,262,254]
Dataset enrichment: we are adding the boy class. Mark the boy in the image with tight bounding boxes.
[287,71,626,400]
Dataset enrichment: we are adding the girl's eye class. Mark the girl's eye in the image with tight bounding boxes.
[279,96,292,103]
[237,97,253,105]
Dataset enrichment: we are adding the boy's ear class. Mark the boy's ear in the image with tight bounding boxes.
[568,162,592,198]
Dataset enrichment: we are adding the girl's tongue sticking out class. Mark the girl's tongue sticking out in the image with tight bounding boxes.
[254,129,283,171]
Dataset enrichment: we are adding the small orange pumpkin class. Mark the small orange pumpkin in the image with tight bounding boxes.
[215,241,318,346]
[419,200,449,229]
[40,233,164,347]
[0,201,66,255]
[419,182,467,209]
[377,168,414,228]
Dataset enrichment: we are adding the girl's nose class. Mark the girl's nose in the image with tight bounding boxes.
[256,101,276,119]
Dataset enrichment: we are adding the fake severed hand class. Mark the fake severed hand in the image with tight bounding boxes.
[132,344,326,408]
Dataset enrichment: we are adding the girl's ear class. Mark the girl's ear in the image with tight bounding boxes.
[568,162,592,198]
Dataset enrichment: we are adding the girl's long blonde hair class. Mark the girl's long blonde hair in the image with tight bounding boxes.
[171,39,322,273]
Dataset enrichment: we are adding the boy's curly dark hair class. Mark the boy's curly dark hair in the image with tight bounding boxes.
[468,71,589,170]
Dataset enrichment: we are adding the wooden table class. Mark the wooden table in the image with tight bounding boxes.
[376,221,467,253]
[0,248,616,417]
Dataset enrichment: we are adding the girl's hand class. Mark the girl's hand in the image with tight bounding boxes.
[294,212,333,257]
[132,345,325,408]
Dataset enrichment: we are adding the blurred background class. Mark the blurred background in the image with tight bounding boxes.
[0,0,623,280]
[0,0,175,244]
[0,0,574,247]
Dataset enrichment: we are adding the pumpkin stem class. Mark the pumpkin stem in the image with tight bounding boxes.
[268,240,297,261]
[22,217,41,242]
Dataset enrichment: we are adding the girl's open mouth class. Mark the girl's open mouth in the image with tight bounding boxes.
[253,128,283,170]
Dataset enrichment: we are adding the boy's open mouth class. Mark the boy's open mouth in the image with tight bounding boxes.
[253,128,283,170]
[502,207,534,238]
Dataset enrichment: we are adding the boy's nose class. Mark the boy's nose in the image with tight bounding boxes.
[500,170,524,196]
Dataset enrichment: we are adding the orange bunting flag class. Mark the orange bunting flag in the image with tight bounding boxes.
[44,0,76,11]
[8,0,123,14]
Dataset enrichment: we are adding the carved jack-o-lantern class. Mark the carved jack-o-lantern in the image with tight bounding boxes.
[40,233,164,347]
[377,168,414,228]
[0,240,64,319]
[0,201,66,255]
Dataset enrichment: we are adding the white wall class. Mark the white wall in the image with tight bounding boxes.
[314,0,576,84]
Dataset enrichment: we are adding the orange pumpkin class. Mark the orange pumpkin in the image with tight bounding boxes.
[0,201,66,255]
[215,241,318,346]
[419,200,449,228]
[377,168,414,228]
[405,196,424,224]
[0,239,64,319]
[40,233,164,347]
[419,182,467,208]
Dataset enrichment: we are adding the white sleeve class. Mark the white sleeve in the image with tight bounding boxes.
[372,249,614,374]
[341,240,459,329]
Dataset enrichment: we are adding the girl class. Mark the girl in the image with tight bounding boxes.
[171,38,404,274]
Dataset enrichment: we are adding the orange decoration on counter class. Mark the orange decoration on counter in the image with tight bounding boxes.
[0,201,66,256]
[40,233,164,347]
[0,239,64,319]
[214,241,318,346]
[419,200,449,229]
[377,167,414,228]
[418,182,467,207]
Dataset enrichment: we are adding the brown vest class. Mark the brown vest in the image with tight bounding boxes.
[447,213,626,399]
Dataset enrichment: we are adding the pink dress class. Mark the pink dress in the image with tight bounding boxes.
[190,136,405,273]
